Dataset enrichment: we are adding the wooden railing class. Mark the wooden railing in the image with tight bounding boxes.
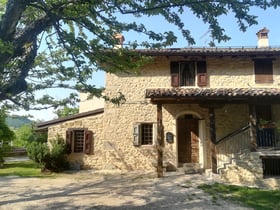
[216,125,251,172]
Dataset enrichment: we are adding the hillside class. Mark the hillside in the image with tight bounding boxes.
[6,115,33,129]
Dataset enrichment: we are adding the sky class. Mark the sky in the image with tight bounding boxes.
[13,6,280,121]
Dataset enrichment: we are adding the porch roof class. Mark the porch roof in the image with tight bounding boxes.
[145,88,280,104]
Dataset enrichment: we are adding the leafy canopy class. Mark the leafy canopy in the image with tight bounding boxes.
[0,0,279,110]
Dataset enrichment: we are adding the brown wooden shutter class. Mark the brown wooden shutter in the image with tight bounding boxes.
[254,59,273,83]
[197,61,207,86]
[84,130,93,154]
[66,129,73,154]
[170,62,179,87]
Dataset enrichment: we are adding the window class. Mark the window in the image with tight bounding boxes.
[256,105,272,122]
[133,123,156,146]
[170,61,207,87]
[254,59,273,83]
[262,157,280,178]
[66,128,93,154]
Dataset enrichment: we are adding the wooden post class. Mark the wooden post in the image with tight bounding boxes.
[157,103,164,178]
[209,107,217,173]
[249,104,257,152]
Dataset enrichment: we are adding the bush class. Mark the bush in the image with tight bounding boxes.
[26,136,69,172]
[26,141,49,165]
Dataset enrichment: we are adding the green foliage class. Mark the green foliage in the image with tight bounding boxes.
[0,110,14,142]
[0,0,279,110]
[0,110,15,163]
[13,124,47,147]
[26,141,49,165]
[199,183,280,210]
[54,105,79,118]
[26,136,69,172]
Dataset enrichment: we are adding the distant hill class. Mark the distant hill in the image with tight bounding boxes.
[6,115,34,129]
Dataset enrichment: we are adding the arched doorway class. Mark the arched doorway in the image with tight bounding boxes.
[177,114,200,167]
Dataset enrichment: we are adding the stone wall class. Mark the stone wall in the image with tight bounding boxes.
[220,151,280,189]
[103,55,272,172]
[45,54,280,184]
[47,113,104,169]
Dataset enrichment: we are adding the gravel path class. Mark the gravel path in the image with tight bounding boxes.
[0,171,252,210]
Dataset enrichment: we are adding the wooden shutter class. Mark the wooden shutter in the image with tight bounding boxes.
[170,62,179,87]
[197,61,207,86]
[84,130,93,154]
[66,129,73,154]
[254,59,273,83]
[133,124,141,146]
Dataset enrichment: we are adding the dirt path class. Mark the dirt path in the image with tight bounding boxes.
[0,171,252,210]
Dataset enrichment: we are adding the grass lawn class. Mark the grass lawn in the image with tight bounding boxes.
[198,183,280,210]
[0,160,55,177]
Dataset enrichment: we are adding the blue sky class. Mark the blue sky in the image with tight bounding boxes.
[13,6,280,121]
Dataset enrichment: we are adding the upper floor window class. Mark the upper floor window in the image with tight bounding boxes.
[66,128,93,154]
[254,59,273,83]
[170,61,207,87]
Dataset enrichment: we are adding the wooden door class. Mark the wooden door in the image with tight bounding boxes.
[177,118,199,165]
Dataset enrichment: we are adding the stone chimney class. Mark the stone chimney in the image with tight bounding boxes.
[256,27,269,48]
[114,33,125,49]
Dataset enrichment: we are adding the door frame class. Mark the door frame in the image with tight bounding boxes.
[175,111,206,168]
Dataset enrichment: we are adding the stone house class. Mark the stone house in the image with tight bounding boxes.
[37,28,280,188]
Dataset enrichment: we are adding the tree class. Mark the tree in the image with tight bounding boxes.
[54,105,79,118]
[14,123,47,147]
[0,0,279,110]
[0,109,15,164]
[0,110,15,144]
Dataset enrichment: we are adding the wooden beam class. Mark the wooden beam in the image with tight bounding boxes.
[249,104,257,152]
[157,103,164,178]
[199,103,225,109]
[209,107,217,173]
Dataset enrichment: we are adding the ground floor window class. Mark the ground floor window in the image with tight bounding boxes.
[66,128,93,154]
[262,156,280,178]
[133,123,156,146]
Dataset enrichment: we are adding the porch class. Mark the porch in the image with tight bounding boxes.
[145,87,280,181]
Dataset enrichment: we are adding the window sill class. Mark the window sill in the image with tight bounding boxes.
[255,81,274,84]
[140,145,155,149]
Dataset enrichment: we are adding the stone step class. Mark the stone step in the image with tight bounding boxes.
[181,163,203,174]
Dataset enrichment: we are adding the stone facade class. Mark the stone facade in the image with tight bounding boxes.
[40,49,280,188]
[47,112,104,170]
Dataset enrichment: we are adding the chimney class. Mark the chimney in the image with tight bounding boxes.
[256,27,269,48]
[114,33,125,49]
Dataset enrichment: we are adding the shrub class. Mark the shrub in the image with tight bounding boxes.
[26,141,49,166]
[26,136,69,172]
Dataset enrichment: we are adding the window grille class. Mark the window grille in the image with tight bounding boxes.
[141,124,153,145]
[262,157,280,178]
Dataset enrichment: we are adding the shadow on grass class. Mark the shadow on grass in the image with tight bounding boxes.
[0,160,55,177]
[199,183,280,210]
[3,160,38,169]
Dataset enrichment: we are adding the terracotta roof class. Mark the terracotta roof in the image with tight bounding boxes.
[36,108,104,131]
[145,88,280,100]
[136,47,280,56]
